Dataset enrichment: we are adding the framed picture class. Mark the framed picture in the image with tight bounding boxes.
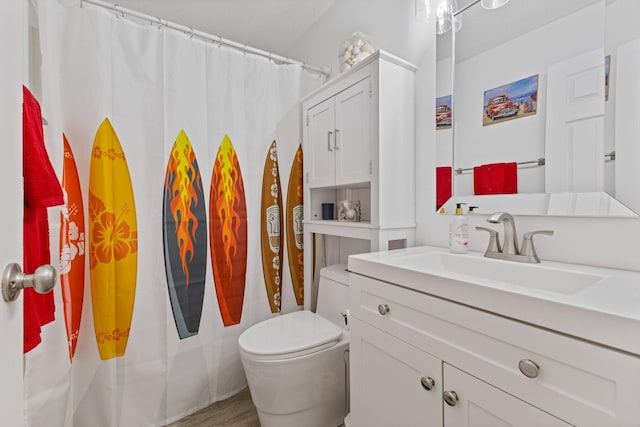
[483,74,538,126]
[436,95,452,130]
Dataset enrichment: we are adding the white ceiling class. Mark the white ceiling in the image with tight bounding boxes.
[437,0,603,61]
[114,0,336,57]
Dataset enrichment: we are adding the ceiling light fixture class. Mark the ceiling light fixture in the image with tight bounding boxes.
[481,0,510,10]
[417,0,509,34]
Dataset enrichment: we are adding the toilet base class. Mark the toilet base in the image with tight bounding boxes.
[242,339,348,427]
[256,404,345,427]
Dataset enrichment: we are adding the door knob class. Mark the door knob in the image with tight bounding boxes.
[2,263,57,302]
[443,390,459,406]
[377,303,390,315]
[420,376,435,391]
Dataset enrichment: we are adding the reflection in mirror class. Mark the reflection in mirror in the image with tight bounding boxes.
[435,0,640,217]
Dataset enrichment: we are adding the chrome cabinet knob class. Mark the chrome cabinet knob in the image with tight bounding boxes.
[377,303,390,315]
[2,263,57,302]
[420,376,435,391]
[443,390,459,407]
[518,359,540,378]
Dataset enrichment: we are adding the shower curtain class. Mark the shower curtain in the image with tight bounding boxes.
[26,1,321,426]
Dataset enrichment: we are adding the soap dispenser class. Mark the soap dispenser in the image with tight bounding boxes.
[449,202,469,254]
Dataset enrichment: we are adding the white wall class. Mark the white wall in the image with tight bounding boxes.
[288,0,640,272]
[286,0,431,80]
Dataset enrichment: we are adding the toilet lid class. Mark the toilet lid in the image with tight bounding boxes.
[238,311,343,358]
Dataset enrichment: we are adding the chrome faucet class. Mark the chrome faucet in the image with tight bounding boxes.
[476,212,553,263]
[487,212,518,255]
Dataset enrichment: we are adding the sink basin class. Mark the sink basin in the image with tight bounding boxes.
[396,252,605,294]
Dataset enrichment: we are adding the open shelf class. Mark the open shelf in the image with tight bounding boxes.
[304,220,374,240]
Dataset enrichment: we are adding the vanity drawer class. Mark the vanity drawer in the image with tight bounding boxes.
[349,273,640,426]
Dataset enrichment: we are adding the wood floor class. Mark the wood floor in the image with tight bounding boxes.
[166,388,260,427]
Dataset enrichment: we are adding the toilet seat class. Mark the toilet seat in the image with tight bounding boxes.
[238,311,344,361]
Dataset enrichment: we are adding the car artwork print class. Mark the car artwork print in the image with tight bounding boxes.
[436,95,452,130]
[483,75,538,126]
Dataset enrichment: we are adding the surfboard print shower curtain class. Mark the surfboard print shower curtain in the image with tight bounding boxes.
[26,1,321,425]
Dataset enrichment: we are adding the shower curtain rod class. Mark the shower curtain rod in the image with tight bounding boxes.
[79,0,332,78]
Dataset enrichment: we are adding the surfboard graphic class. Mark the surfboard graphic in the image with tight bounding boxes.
[260,140,283,313]
[286,144,304,306]
[209,135,247,326]
[163,130,207,338]
[59,134,85,361]
[89,118,137,360]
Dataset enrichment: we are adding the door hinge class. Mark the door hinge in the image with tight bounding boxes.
[369,81,372,98]
[369,160,373,174]
[306,113,309,126]
[306,172,309,183]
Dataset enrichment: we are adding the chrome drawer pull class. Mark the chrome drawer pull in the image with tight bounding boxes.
[443,390,459,407]
[377,303,390,315]
[518,359,540,378]
[420,376,435,391]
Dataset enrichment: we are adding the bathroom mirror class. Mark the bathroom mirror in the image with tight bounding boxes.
[436,0,640,217]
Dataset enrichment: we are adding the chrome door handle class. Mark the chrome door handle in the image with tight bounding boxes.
[334,129,340,150]
[2,263,56,302]
[327,131,333,151]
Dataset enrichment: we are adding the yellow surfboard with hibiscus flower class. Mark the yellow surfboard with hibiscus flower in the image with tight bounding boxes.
[89,118,138,360]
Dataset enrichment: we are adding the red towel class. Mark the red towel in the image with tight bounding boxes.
[473,162,518,195]
[436,166,452,210]
[23,86,64,353]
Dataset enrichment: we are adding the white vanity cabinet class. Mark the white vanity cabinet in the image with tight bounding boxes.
[348,272,640,427]
[302,51,417,310]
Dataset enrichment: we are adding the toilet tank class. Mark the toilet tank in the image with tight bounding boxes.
[316,263,349,328]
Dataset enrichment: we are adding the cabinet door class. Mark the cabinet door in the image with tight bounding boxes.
[350,318,442,427]
[335,77,371,186]
[442,364,570,427]
[307,96,336,188]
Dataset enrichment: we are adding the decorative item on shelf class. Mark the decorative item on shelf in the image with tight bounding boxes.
[321,203,334,220]
[339,31,375,73]
[337,189,362,222]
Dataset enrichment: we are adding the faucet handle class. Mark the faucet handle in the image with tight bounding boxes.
[520,230,554,262]
[475,226,501,254]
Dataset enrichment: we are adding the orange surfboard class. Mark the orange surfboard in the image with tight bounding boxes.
[89,118,138,360]
[209,135,247,326]
[285,145,304,306]
[260,140,283,313]
[59,134,85,361]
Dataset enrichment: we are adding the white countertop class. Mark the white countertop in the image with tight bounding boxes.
[348,246,640,356]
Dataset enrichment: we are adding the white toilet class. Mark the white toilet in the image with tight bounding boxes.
[238,264,350,427]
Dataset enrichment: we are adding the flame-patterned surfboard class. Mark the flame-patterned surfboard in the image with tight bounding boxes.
[209,135,247,326]
[260,140,283,313]
[59,134,85,361]
[163,130,207,338]
[286,145,304,306]
[88,118,137,360]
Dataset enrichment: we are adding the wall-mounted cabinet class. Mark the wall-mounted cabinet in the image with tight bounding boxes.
[307,77,371,188]
[301,51,417,310]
